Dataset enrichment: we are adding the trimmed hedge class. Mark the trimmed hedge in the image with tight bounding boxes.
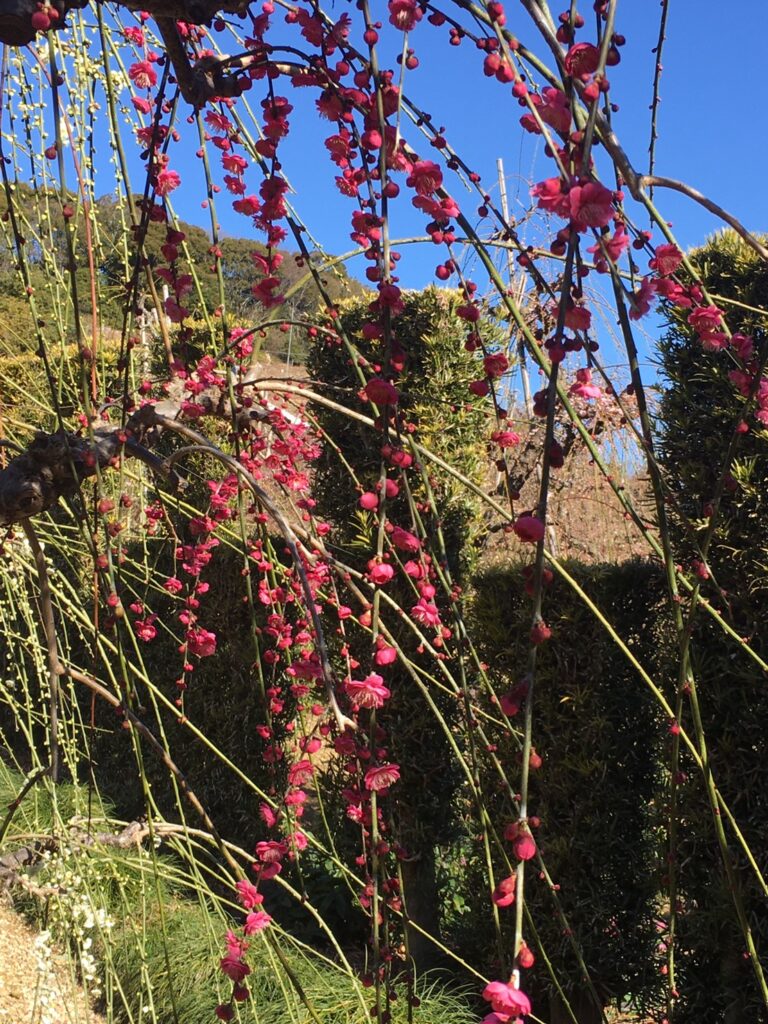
[657,229,768,1023]
[467,560,667,1019]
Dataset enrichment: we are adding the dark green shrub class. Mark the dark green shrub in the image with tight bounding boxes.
[467,560,667,1018]
[307,286,490,578]
[657,229,768,609]
[657,229,768,1023]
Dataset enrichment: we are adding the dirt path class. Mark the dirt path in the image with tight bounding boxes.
[0,899,107,1024]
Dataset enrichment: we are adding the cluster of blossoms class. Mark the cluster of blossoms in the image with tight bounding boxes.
[125,21,187,198]
[728,336,768,425]
[216,929,256,1020]
[131,482,222,688]
[32,930,59,1024]
[481,979,532,1024]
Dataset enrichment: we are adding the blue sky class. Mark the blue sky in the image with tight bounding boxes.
[160,0,768,293]
[26,0,759,379]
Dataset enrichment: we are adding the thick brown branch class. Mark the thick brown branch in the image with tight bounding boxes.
[1,821,154,889]
[0,840,56,886]
[155,16,244,106]
[117,0,247,18]
[0,424,178,527]
[0,388,273,525]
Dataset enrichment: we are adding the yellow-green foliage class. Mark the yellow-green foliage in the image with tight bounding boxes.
[308,287,493,576]
[0,340,123,439]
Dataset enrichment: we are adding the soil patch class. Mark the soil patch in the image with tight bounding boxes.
[0,899,106,1024]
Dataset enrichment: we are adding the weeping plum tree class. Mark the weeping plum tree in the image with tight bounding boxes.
[0,2,767,1024]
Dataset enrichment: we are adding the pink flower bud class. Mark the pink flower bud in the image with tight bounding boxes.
[513,514,545,543]
[359,491,379,510]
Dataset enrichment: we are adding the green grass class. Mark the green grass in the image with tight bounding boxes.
[0,763,476,1024]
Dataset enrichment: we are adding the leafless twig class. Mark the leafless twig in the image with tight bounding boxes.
[21,521,61,784]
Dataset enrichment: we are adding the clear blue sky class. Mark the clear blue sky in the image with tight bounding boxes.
[161,0,768,292]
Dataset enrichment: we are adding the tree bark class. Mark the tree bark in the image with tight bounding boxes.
[400,849,445,973]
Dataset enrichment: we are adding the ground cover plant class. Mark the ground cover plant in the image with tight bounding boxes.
[0,2,767,1023]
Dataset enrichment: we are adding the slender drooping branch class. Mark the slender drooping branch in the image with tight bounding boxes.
[144,408,355,734]
[0,764,51,847]
[66,666,242,875]
[17,508,239,876]
[21,520,61,784]
[642,175,768,262]
[648,0,670,193]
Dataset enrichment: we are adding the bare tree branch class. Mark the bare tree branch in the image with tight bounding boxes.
[21,522,62,784]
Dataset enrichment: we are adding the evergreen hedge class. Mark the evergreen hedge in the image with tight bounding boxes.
[468,560,667,1019]
[657,230,768,1023]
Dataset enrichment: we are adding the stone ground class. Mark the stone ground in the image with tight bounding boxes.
[0,899,106,1024]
